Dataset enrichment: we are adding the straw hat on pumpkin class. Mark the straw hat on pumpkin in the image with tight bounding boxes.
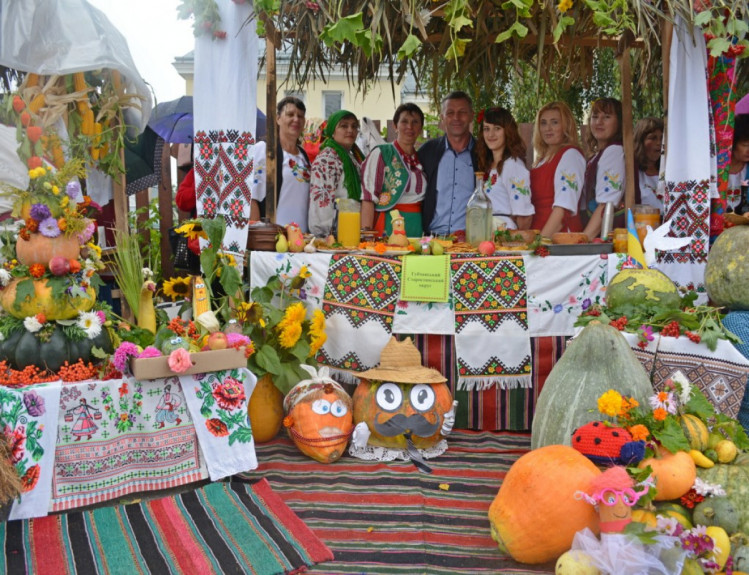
[357,337,446,384]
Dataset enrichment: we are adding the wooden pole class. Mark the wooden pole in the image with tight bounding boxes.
[158,142,175,279]
[618,47,636,213]
[263,15,278,224]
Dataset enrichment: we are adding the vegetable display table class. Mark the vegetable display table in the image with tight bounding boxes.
[1,368,257,520]
[250,251,611,431]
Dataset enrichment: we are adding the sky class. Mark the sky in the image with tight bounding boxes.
[87,0,195,105]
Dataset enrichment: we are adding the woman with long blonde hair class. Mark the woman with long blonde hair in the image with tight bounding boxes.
[530,101,585,238]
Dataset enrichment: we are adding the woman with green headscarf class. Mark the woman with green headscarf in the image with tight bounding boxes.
[308,110,365,237]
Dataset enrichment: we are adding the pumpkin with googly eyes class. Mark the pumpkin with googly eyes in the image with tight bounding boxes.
[283,366,354,463]
[353,337,452,450]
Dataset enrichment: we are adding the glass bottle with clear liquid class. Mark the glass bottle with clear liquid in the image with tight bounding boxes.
[465,172,494,245]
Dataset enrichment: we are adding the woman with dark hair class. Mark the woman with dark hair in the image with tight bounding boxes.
[580,97,626,240]
[360,103,426,237]
[476,106,534,230]
[250,96,310,230]
[530,101,585,237]
[308,110,364,237]
[633,117,664,211]
[728,113,749,213]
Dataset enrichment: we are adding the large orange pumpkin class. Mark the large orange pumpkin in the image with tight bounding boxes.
[638,446,696,501]
[488,445,601,564]
[352,380,453,449]
[15,233,81,267]
[248,374,284,443]
[283,375,353,463]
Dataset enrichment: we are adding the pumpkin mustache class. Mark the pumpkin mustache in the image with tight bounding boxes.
[373,411,440,437]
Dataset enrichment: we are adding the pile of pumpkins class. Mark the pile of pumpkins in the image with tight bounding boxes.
[487,319,749,574]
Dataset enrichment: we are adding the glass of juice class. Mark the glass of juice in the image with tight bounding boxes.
[336,198,361,247]
[633,204,661,246]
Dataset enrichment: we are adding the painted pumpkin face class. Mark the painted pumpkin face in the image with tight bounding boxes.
[285,384,353,463]
[353,380,453,449]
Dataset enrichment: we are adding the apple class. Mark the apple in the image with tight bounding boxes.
[478,241,495,256]
[206,331,228,351]
[48,256,71,276]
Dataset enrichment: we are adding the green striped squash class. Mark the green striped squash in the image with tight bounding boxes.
[680,414,709,451]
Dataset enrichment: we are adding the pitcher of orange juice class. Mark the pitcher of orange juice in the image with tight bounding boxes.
[633,205,661,246]
[336,198,361,247]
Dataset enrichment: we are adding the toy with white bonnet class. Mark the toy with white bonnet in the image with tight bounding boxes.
[283,365,354,463]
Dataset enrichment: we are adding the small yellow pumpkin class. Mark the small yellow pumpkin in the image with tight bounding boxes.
[0,277,96,320]
[248,374,284,443]
[638,447,696,501]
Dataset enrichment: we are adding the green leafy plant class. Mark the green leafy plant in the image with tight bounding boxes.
[235,267,326,394]
[109,229,145,318]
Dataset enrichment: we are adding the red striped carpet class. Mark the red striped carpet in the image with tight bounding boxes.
[0,479,333,574]
[241,430,556,575]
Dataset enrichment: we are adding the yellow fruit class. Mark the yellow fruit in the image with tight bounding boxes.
[555,549,601,575]
[430,240,445,255]
[715,439,738,463]
[706,525,730,569]
[681,558,704,575]
[708,432,725,449]
[690,449,715,468]
[275,233,289,253]
[248,374,284,443]
[631,509,657,528]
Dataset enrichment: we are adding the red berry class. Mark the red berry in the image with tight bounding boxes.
[12,96,25,113]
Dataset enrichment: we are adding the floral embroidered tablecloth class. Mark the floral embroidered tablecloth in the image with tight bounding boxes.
[1,368,261,518]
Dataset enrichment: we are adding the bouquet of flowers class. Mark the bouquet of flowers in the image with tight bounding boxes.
[236,266,326,395]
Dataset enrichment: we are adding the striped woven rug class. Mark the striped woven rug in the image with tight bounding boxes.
[0,479,333,575]
[241,430,556,575]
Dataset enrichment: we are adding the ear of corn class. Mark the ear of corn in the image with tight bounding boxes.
[111,70,123,94]
[28,94,45,114]
[192,276,211,317]
[24,73,39,88]
[80,108,95,136]
[73,72,87,92]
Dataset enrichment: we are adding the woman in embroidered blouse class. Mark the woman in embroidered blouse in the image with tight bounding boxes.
[633,117,664,211]
[727,114,749,213]
[580,98,626,240]
[250,96,311,231]
[476,106,534,231]
[530,101,585,238]
[308,110,365,237]
[360,103,426,237]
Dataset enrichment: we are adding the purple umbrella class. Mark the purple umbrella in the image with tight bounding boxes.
[737,93,749,116]
[148,95,266,143]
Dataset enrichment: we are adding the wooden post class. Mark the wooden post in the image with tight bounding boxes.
[159,142,175,279]
[618,47,636,213]
[661,19,673,160]
[263,15,278,224]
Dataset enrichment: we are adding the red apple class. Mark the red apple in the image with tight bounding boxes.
[48,256,71,276]
[206,332,228,351]
[478,240,495,256]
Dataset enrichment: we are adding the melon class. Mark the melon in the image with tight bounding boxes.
[705,226,749,310]
[605,268,681,315]
[531,322,654,449]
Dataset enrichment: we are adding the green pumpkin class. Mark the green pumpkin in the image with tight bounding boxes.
[697,453,749,536]
[605,268,682,315]
[1,325,113,373]
[734,543,749,572]
[705,226,749,310]
[692,497,739,534]
[531,322,655,449]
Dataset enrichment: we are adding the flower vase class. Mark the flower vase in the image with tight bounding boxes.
[16,233,81,267]
[248,373,284,443]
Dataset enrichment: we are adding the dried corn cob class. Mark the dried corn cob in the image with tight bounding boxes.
[192,276,211,317]
[28,94,45,114]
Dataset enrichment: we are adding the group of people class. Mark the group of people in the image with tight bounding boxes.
[181,92,749,242]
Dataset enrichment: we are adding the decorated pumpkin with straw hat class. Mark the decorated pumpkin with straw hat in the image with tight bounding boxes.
[352,337,455,451]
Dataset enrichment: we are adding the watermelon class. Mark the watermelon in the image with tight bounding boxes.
[705,226,749,310]
[605,268,681,315]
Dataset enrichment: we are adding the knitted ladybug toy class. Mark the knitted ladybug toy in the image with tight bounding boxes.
[571,421,645,466]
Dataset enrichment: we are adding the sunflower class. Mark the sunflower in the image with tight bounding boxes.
[309,331,327,355]
[235,301,265,326]
[278,322,302,349]
[277,302,306,331]
[175,222,208,241]
[162,276,192,301]
[309,308,325,338]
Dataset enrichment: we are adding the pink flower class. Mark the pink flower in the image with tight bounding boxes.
[168,348,193,373]
[96,310,107,325]
[225,333,250,347]
[113,342,139,372]
[138,346,162,358]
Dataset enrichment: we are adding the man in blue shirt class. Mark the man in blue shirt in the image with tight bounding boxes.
[417,91,479,236]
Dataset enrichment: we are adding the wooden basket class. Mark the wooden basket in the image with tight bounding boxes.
[247,223,284,252]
